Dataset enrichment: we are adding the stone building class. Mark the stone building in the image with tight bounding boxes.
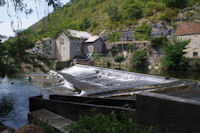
[175,22,200,58]
[33,38,56,60]
[34,29,106,61]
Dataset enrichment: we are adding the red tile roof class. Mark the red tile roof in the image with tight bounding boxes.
[175,22,200,36]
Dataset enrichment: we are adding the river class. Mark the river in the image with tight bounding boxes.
[0,73,75,129]
[1,65,200,129]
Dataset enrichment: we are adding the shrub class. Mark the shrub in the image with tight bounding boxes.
[67,113,156,133]
[151,36,168,48]
[92,53,102,61]
[114,55,125,63]
[105,5,121,22]
[123,0,143,19]
[162,0,188,8]
[79,17,91,30]
[107,32,121,43]
[130,49,147,68]
[161,37,190,70]
[158,9,177,22]
[127,44,133,52]
[134,22,151,41]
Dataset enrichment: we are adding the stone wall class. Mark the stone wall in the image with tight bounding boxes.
[136,92,200,133]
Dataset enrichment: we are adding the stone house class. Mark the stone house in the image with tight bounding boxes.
[32,38,56,60]
[175,22,200,58]
[34,29,106,61]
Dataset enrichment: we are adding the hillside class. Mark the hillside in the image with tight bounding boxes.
[25,0,200,42]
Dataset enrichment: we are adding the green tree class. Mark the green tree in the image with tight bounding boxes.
[123,0,143,20]
[5,31,52,73]
[161,37,190,70]
[79,17,91,31]
[0,41,16,76]
[106,5,121,22]
[162,0,188,8]
[130,49,147,68]
[134,22,151,41]
[150,36,168,48]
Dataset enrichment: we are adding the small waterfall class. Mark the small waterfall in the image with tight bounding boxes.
[48,70,75,91]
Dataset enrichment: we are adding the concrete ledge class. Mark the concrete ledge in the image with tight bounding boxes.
[28,109,72,133]
[136,92,200,133]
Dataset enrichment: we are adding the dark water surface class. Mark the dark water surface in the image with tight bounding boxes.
[0,74,51,129]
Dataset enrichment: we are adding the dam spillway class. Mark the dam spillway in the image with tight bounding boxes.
[59,65,179,97]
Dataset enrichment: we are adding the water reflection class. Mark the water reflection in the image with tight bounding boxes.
[0,97,13,118]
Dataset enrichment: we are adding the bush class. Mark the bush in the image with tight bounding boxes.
[158,9,177,22]
[151,36,168,48]
[67,113,156,133]
[126,44,133,52]
[161,37,190,70]
[105,5,121,22]
[114,55,125,63]
[79,17,91,30]
[107,32,121,43]
[162,0,188,8]
[134,22,151,41]
[123,0,143,19]
[130,49,147,68]
[92,53,102,61]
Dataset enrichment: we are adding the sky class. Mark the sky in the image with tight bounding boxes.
[0,0,69,37]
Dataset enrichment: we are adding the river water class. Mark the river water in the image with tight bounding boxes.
[0,73,75,129]
[0,65,200,129]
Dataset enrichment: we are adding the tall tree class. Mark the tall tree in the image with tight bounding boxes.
[161,37,190,70]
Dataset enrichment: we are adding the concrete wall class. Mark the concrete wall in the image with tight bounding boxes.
[136,92,200,133]
[29,95,136,121]
[178,34,200,58]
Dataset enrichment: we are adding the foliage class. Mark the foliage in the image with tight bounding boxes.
[161,37,190,70]
[92,53,103,61]
[130,49,147,68]
[114,55,125,63]
[67,112,156,133]
[127,44,133,52]
[111,46,118,56]
[123,0,143,20]
[162,0,188,8]
[107,32,121,43]
[6,0,200,43]
[106,61,111,67]
[134,22,151,41]
[1,31,52,76]
[79,17,91,31]
[105,5,122,22]
[191,58,199,70]
[158,9,177,22]
[0,41,16,76]
[151,36,168,48]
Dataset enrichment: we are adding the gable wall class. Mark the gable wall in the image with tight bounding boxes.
[177,34,200,58]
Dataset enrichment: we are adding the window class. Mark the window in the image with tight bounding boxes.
[49,47,51,51]
[193,52,198,57]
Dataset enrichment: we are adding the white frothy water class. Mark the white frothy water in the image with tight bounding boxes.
[60,66,98,77]
[48,70,75,91]
[60,65,171,83]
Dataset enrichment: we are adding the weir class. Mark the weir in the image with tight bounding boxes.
[59,65,179,97]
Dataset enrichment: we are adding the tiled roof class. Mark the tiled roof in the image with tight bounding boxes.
[175,22,200,36]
